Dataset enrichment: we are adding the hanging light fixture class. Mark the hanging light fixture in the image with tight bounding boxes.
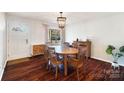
[57,12,66,29]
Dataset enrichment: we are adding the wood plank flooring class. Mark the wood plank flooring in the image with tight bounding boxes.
[2,56,124,81]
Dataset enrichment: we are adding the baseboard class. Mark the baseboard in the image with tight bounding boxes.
[8,55,32,61]
[0,59,8,81]
[91,56,124,66]
[91,56,111,63]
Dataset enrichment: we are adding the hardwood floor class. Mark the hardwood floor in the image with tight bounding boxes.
[2,56,124,81]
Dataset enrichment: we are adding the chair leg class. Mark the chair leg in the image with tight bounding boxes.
[47,61,51,70]
[55,65,58,79]
[49,64,53,71]
[85,56,88,62]
[76,69,80,81]
[46,62,49,70]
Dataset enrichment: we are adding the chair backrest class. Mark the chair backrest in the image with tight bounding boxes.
[44,49,49,61]
[44,45,52,61]
[72,42,78,48]
[48,47,56,59]
[63,42,70,47]
[48,50,59,65]
[48,47,55,54]
[77,46,85,61]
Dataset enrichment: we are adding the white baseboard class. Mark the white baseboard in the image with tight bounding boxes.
[8,55,32,61]
[91,56,124,66]
[91,56,111,63]
[0,59,8,80]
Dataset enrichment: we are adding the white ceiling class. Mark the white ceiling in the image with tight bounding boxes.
[7,12,120,25]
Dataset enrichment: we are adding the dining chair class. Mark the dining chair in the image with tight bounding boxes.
[72,42,79,48]
[68,47,85,80]
[63,42,70,47]
[44,48,50,70]
[67,44,78,59]
[45,47,56,69]
[49,52,63,79]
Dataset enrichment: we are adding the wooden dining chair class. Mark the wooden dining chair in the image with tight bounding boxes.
[63,42,70,47]
[49,52,63,79]
[68,47,85,80]
[68,42,82,59]
[45,47,56,69]
[44,46,56,69]
[44,48,50,70]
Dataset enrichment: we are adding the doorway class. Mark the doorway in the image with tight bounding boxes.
[8,23,30,60]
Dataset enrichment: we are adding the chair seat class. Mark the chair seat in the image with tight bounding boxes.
[68,55,84,80]
[51,60,63,65]
[49,54,63,79]
[68,58,83,68]
[68,54,77,59]
[77,62,83,68]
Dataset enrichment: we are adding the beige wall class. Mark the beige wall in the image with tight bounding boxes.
[66,13,124,66]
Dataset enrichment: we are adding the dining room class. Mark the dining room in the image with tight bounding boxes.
[1,1,124,93]
[1,12,124,81]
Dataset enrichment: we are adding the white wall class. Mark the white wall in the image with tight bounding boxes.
[0,13,7,80]
[45,24,58,42]
[66,13,124,65]
[30,21,47,45]
[7,15,48,60]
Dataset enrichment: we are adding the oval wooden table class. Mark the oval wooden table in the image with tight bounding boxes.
[55,46,78,76]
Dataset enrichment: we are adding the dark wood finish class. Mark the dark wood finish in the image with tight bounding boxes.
[72,40,91,58]
[55,47,78,76]
[47,47,63,79]
[68,47,86,80]
[49,55,63,79]
[2,56,124,81]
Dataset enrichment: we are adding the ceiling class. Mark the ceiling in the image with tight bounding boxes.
[7,12,120,25]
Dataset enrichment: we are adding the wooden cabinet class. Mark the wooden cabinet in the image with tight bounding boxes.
[32,44,46,56]
[72,40,91,58]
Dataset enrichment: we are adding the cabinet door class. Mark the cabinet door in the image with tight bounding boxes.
[32,45,46,56]
[33,45,39,55]
[39,45,46,54]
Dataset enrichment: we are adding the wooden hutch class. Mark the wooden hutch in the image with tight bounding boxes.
[72,40,91,58]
